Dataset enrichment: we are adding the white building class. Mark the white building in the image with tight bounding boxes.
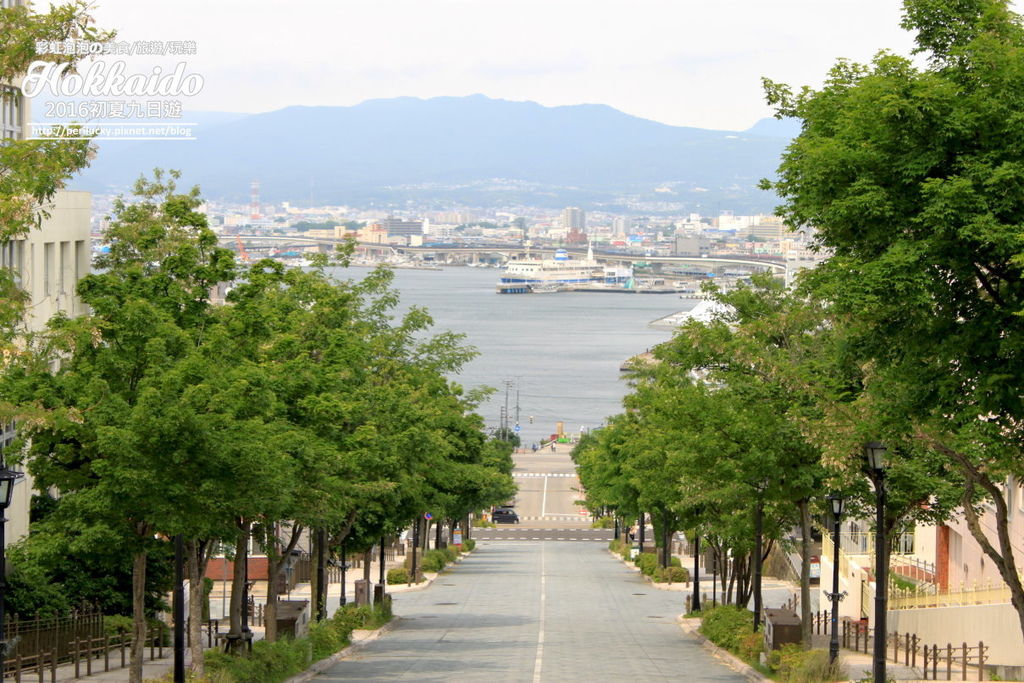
[1,5,92,546]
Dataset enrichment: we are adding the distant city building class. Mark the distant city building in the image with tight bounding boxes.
[612,216,630,236]
[561,207,586,233]
[673,236,712,257]
[747,216,787,241]
[379,216,424,237]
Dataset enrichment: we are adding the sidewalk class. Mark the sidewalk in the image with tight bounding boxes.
[51,547,453,682]
[627,545,935,681]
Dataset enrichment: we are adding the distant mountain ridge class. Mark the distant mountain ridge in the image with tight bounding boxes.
[73,95,796,211]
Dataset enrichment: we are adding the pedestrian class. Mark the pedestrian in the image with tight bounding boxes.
[550,442,556,452]
[532,443,538,453]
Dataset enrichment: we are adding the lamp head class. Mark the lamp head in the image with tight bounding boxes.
[0,466,24,509]
[863,441,887,474]
[827,492,845,519]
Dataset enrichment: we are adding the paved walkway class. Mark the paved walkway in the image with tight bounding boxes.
[313,540,748,682]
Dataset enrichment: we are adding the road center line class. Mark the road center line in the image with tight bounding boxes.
[533,544,546,683]
[541,475,548,517]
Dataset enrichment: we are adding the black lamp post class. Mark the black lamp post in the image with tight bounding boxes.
[173,535,185,683]
[0,465,24,678]
[340,541,347,606]
[826,493,846,666]
[691,534,701,612]
[864,441,888,683]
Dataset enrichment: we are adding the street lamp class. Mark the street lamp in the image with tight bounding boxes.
[173,535,185,683]
[691,534,701,612]
[863,441,888,683]
[0,465,24,677]
[826,493,847,666]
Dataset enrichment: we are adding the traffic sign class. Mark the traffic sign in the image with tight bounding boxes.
[514,424,521,432]
[424,512,433,520]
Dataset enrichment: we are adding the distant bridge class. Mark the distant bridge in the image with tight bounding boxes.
[224,234,787,274]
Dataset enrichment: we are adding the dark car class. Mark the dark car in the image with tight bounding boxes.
[492,506,520,524]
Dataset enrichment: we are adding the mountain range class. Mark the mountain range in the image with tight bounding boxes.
[71,95,797,212]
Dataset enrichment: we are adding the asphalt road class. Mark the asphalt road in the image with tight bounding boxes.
[509,445,593,528]
[473,528,612,542]
[314,541,748,682]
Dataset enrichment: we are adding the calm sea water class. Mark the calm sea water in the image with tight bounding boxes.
[344,266,692,445]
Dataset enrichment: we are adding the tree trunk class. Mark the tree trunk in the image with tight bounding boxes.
[924,435,1024,642]
[186,539,211,676]
[962,471,1024,642]
[227,521,249,653]
[265,524,280,642]
[264,522,304,642]
[753,499,764,629]
[130,547,147,683]
[798,498,812,647]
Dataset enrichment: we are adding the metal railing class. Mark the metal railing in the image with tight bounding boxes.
[890,578,1016,610]
[810,614,990,681]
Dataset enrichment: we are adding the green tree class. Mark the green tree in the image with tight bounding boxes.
[761,0,1024,637]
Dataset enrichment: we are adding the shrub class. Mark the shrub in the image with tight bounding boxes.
[421,549,448,573]
[203,598,399,682]
[308,619,346,661]
[472,518,496,528]
[591,516,615,529]
[462,538,476,552]
[608,538,633,560]
[634,552,658,576]
[387,567,410,584]
[768,644,845,682]
[442,547,458,563]
[104,614,134,636]
[699,605,757,654]
[653,566,689,583]
[737,631,764,662]
[205,638,309,683]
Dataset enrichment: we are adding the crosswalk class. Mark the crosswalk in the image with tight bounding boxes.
[512,472,576,478]
[475,528,613,542]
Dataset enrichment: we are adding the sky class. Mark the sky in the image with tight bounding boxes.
[79,0,949,131]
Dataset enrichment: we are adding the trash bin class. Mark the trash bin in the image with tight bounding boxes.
[763,608,802,651]
[275,600,310,639]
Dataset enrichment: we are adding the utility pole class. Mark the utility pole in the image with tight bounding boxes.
[515,377,521,426]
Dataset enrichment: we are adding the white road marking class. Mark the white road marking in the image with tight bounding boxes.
[541,476,548,517]
[532,544,546,683]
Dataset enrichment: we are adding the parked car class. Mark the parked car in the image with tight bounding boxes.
[491,506,520,524]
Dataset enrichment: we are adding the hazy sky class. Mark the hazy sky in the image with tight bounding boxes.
[83,0,959,130]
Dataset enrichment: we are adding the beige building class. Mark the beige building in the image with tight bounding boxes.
[2,8,93,545]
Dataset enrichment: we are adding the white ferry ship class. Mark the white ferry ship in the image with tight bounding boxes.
[496,246,632,294]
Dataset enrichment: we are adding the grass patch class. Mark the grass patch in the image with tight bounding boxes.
[201,600,394,683]
[767,644,846,682]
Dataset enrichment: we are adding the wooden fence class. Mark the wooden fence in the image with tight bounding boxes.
[4,629,168,682]
[808,610,989,680]
[4,614,223,682]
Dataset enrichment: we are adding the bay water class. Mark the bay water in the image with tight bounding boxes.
[351,266,693,446]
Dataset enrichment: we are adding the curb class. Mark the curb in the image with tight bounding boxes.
[389,548,473,593]
[676,616,768,683]
[285,618,401,683]
[287,548,474,681]
[608,549,693,592]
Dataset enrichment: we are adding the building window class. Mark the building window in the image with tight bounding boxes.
[0,86,23,141]
[43,242,54,296]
